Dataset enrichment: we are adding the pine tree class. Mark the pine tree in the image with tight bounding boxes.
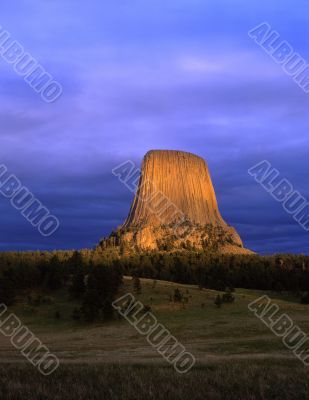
[133,277,142,294]
[173,288,183,303]
[70,266,86,299]
[214,295,223,308]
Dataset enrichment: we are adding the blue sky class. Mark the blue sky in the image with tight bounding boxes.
[0,0,308,253]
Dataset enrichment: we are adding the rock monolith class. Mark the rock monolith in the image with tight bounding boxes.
[104,150,252,254]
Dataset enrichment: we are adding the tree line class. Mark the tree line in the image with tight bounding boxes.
[114,251,309,295]
[0,250,122,321]
[1,249,309,317]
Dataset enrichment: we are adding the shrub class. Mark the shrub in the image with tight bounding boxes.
[173,288,183,303]
[300,292,309,304]
[54,310,61,320]
[72,307,82,320]
[222,291,235,303]
[214,295,223,308]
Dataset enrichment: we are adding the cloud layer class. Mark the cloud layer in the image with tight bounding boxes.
[0,0,308,253]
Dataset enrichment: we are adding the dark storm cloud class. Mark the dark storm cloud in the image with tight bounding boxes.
[0,0,308,252]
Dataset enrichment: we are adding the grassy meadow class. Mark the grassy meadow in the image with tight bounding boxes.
[1,277,309,398]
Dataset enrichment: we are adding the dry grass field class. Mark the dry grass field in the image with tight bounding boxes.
[1,277,309,398]
[1,361,309,400]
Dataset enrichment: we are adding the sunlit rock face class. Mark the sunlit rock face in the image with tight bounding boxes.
[104,150,252,254]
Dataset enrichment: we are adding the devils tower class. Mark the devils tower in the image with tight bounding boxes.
[104,150,252,254]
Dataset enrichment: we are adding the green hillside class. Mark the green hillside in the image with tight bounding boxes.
[4,276,309,364]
